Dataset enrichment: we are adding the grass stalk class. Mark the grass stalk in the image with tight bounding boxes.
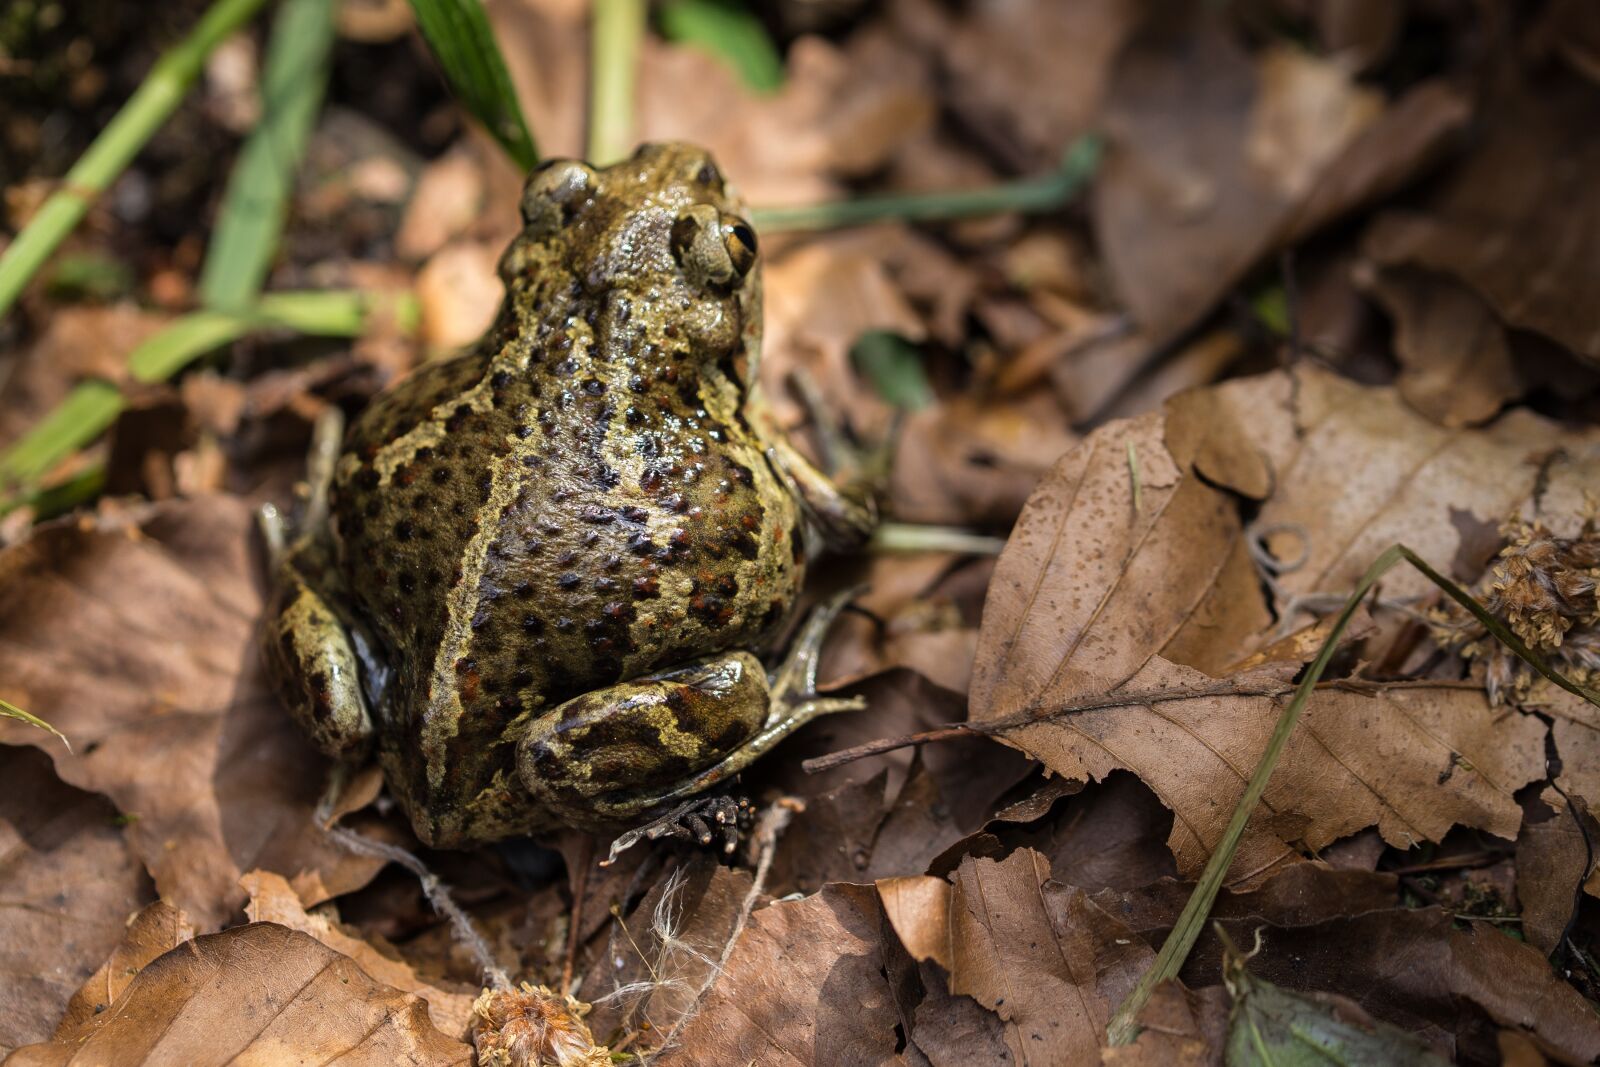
[0,0,274,319]
[406,0,539,171]
[1104,542,1600,1044]
[588,0,647,165]
[199,0,337,309]
[0,290,418,501]
[751,136,1102,233]
[0,695,69,749]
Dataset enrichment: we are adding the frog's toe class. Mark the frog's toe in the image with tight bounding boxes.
[603,794,754,865]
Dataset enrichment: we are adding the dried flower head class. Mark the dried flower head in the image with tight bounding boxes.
[472,983,612,1067]
[1432,517,1600,704]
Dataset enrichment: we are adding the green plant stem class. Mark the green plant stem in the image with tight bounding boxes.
[0,290,417,498]
[0,695,69,749]
[751,135,1103,233]
[199,0,336,309]
[1104,543,1600,1044]
[588,0,646,165]
[406,0,538,170]
[870,522,1005,557]
[0,0,273,319]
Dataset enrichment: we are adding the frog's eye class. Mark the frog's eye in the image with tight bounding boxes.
[520,159,596,234]
[671,206,758,289]
[723,217,757,278]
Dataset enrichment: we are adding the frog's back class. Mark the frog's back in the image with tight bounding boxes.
[327,143,806,843]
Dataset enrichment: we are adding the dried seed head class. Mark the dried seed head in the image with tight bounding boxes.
[1432,516,1600,704]
[472,983,611,1067]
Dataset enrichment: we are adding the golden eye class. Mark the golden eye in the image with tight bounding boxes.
[723,218,757,278]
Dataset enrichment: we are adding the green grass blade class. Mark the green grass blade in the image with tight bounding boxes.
[751,135,1103,233]
[851,331,932,411]
[407,0,539,171]
[0,290,417,502]
[0,0,274,320]
[0,381,124,489]
[658,0,782,94]
[1105,542,1600,1044]
[1,695,69,750]
[589,0,646,165]
[198,0,337,310]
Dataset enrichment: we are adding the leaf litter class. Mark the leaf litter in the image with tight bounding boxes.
[7,1,1600,1065]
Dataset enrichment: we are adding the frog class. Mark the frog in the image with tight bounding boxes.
[261,142,877,854]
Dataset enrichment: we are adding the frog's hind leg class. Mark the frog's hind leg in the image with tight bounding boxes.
[527,590,865,863]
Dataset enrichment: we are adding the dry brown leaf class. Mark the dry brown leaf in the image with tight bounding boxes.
[6,923,472,1066]
[1075,15,1467,422]
[54,901,194,1038]
[890,391,1078,528]
[1248,44,1384,202]
[415,239,503,352]
[655,883,907,1066]
[242,869,478,1040]
[970,369,1578,882]
[578,856,753,1042]
[760,227,925,434]
[1091,861,1600,1062]
[928,0,1138,171]
[881,848,1154,1065]
[1094,24,1376,347]
[636,29,930,209]
[1364,70,1600,363]
[1311,0,1403,70]
[1515,801,1600,956]
[395,147,488,262]
[1199,896,1600,1064]
[1363,266,1520,428]
[0,305,167,454]
[1097,979,1224,1066]
[0,748,152,1058]
[0,497,383,930]
[1241,369,1598,604]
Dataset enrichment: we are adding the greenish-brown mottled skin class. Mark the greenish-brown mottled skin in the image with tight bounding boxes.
[264,143,872,849]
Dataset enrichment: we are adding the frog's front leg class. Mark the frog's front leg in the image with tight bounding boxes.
[259,407,375,762]
[749,384,885,553]
[261,549,376,762]
[516,597,863,844]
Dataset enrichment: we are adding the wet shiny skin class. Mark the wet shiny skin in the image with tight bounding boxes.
[264,143,861,848]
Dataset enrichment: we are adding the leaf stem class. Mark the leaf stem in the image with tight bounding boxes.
[199,0,337,310]
[869,522,1006,556]
[0,0,274,319]
[406,0,539,170]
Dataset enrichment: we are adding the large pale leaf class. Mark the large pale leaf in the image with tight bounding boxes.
[972,368,1589,880]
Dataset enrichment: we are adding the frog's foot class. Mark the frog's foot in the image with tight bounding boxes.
[603,794,754,865]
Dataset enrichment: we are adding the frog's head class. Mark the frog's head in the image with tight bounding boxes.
[506,142,761,379]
